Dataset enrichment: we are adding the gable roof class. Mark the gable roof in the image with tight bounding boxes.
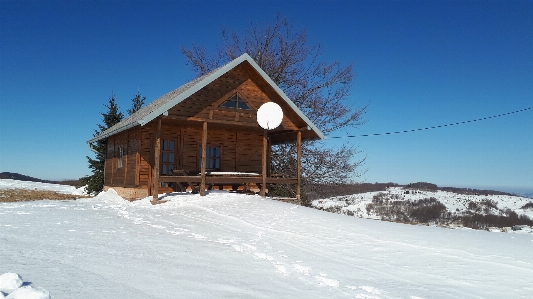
[88,53,325,144]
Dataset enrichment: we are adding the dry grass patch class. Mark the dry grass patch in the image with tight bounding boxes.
[0,189,91,202]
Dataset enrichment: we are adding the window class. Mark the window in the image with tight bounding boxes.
[199,146,221,170]
[220,93,251,110]
[161,139,176,175]
[118,146,124,169]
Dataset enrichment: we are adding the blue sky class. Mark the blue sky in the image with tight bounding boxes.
[1,1,531,193]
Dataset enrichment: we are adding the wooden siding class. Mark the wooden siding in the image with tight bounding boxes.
[166,64,299,132]
[104,127,140,188]
[139,122,155,188]
[236,132,262,172]
[180,126,244,173]
[104,137,114,186]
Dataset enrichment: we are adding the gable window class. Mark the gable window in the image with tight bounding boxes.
[199,146,221,170]
[220,93,251,110]
[161,139,176,175]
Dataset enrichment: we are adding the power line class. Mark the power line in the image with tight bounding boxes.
[329,106,532,139]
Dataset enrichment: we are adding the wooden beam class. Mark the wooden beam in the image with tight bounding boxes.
[296,130,302,201]
[124,129,129,186]
[152,117,162,200]
[267,135,271,177]
[200,121,208,196]
[110,136,114,186]
[135,126,141,187]
[261,130,267,197]
[167,116,261,129]
[157,176,297,184]
[235,132,238,171]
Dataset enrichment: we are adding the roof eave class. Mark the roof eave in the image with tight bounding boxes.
[87,121,141,144]
[136,54,256,128]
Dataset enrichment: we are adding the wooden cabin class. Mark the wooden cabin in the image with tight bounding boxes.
[87,53,325,201]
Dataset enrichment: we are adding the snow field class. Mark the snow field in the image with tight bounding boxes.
[1,180,533,298]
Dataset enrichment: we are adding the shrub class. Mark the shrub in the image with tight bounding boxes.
[480,199,498,211]
[409,198,447,223]
[365,197,447,223]
[372,192,388,203]
[520,202,533,209]
[458,211,533,229]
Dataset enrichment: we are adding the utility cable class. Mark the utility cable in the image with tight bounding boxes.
[329,106,532,138]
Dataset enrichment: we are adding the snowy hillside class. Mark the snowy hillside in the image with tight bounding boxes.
[1,180,533,298]
[312,187,533,232]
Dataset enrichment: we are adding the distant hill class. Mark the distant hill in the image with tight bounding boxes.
[0,172,82,187]
[0,172,57,184]
[305,181,518,201]
[518,192,533,199]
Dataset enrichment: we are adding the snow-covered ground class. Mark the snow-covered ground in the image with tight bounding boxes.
[1,180,533,298]
[0,179,87,196]
[312,187,533,225]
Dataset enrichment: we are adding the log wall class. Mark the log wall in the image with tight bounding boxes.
[104,127,140,188]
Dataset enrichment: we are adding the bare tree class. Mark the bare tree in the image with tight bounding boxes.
[182,16,367,203]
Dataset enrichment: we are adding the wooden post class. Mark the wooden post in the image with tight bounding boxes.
[110,136,114,186]
[261,130,267,197]
[124,130,129,186]
[296,130,302,201]
[267,136,271,177]
[200,121,208,196]
[153,117,162,200]
[135,126,141,187]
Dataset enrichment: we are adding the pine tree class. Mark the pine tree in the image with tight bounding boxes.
[127,90,146,115]
[80,94,124,194]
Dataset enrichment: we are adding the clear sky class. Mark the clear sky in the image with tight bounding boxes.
[1,1,531,193]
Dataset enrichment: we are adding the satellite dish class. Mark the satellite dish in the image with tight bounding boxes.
[257,102,283,130]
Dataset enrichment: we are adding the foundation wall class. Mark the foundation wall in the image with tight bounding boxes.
[104,186,149,200]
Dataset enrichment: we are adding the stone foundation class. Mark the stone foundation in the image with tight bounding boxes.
[103,186,149,200]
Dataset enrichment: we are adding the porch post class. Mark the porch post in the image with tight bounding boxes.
[296,130,302,201]
[200,121,208,196]
[261,130,267,197]
[152,117,162,201]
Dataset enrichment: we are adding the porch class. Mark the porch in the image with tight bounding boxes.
[151,117,303,200]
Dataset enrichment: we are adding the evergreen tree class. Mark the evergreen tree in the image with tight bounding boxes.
[127,90,146,115]
[80,94,124,194]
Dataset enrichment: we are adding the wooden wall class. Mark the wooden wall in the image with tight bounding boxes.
[180,125,262,173]
[104,127,140,188]
[105,121,264,191]
[167,66,299,132]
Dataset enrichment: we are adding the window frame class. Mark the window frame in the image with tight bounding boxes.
[160,139,177,175]
[219,93,251,110]
[117,146,124,169]
[198,146,222,171]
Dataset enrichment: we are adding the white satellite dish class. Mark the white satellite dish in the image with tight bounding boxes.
[257,102,283,130]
